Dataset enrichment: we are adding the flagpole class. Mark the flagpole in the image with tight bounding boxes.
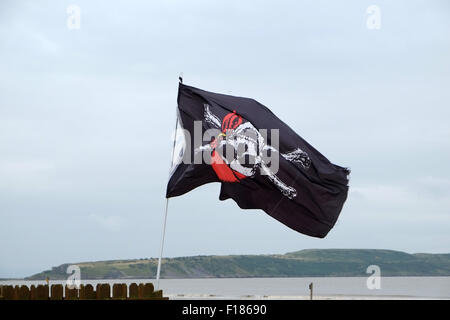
[155,198,169,290]
[155,76,182,291]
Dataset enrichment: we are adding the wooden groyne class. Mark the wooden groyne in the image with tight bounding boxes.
[0,283,168,300]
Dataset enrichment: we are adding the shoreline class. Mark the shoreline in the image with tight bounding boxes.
[2,274,450,281]
[1,276,449,300]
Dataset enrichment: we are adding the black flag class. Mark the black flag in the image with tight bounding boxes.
[166,83,350,238]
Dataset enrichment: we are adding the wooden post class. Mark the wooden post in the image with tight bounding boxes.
[151,290,163,299]
[65,285,79,300]
[86,284,96,299]
[139,283,154,299]
[3,286,14,300]
[51,285,63,300]
[112,283,127,299]
[18,286,31,300]
[34,285,49,300]
[96,283,111,300]
[309,282,313,300]
[80,284,95,300]
[138,283,144,299]
[13,286,20,300]
[30,285,36,300]
[129,283,139,299]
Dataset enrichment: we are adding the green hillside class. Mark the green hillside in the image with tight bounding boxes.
[26,249,450,280]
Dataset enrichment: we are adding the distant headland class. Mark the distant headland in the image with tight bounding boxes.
[25,249,450,280]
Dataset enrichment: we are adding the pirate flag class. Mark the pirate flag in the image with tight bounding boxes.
[166,83,350,238]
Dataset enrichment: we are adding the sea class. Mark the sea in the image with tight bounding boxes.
[1,277,449,299]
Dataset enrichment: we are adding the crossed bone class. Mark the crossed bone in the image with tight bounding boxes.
[195,104,311,199]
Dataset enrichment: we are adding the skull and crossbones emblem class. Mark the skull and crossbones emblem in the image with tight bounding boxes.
[195,104,311,199]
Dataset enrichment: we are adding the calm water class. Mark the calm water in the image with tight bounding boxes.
[1,277,449,299]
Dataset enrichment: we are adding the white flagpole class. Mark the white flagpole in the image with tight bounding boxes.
[156,77,181,290]
[155,198,169,290]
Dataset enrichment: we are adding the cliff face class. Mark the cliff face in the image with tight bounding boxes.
[26,249,450,280]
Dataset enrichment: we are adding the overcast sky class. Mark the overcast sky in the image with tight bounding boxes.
[1,0,449,278]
